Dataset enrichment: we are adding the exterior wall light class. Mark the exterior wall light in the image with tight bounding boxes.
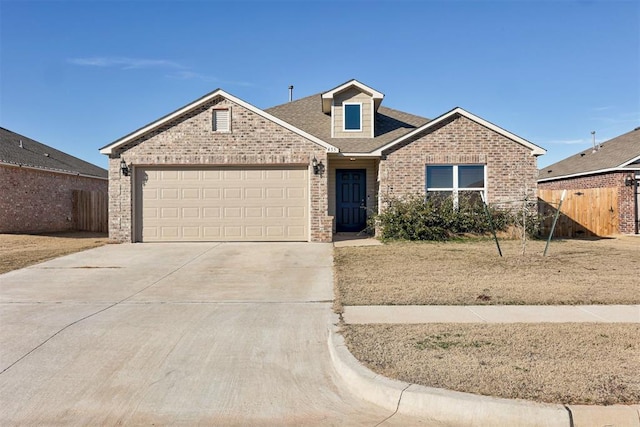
[312,156,325,175]
[120,158,130,177]
[624,174,635,187]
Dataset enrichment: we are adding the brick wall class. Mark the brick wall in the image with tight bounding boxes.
[379,114,539,208]
[109,97,332,243]
[0,165,107,233]
[538,171,638,234]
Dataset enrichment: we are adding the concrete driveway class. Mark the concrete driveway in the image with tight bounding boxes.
[0,243,425,426]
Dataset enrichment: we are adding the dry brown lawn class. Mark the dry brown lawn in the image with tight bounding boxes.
[0,232,109,274]
[342,323,640,405]
[336,236,640,405]
[335,237,640,307]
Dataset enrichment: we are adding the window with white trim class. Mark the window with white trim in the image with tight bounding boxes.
[426,165,486,206]
[343,103,362,131]
[212,108,230,132]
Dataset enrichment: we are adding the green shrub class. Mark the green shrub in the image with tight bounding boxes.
[370,193,515,241]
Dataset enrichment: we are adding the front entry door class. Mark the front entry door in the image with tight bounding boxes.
[336,169,366,232]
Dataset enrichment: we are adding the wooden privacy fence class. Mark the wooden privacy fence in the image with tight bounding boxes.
[538,187,618,237]
[73,190,108,233]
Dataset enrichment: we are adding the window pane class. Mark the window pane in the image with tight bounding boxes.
[344,104,361,130]
[458,165,484,188]
[426,166,453,188]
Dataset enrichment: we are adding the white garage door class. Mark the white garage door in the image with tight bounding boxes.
[137,167,308,242]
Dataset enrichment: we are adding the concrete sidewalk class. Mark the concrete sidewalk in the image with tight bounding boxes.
[342,304,640,324]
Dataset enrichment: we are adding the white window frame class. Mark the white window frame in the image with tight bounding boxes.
[212,108,231,132]
[343,102,362,132]
[425,164,487,207]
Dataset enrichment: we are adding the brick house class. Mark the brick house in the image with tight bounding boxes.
[100,80,545,243]
[538,128,640,235]
[1,127,108,233]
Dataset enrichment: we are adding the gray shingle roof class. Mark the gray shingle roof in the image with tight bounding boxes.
[539,127,640,181]
[0,127,107,179]
[266,93,430,153]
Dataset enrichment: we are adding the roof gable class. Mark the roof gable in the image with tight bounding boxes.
[0,127,107,179]
[539,127,640,181]
[321,79,384,113]
[100,89,339,156]
[372,107,546,156]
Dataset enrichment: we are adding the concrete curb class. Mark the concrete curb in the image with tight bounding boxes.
[329,328,640,427]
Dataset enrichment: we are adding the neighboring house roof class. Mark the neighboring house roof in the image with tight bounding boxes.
[0,127,108,179]
[266,93,430,154]
[538,127,640,182]
[100,89,339,156]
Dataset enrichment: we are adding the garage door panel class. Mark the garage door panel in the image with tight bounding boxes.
[182,207,200,218]
[183,227,200,238]
[266,188,284,199]
[161,188,179,199]
[245,207,263,218]
[182,188,200,199]
[144,208,159,219]
[245,188,263,199]
[224,170,242,180]
[161,208,179,219]
[139,167,308,242]
[160,226,179,239]
[288,207,305,218]
[224,188,242,199]
[182,170,199,180]
[203,207,221,218]
[245,170,263,180]
[203,227,221,238]
[266,207,284,218]
[287,226,306,238]
[161,170,179,180]
[203,188,221,199]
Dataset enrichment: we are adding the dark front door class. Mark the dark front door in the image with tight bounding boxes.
[336,169,367,232]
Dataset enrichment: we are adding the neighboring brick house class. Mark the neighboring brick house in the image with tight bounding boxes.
[100,80,545,243]
[538,128,640,235]
[0,127,108,233]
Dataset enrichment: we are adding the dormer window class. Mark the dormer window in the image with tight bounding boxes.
[344,103,362,131]
[322,80,384,138]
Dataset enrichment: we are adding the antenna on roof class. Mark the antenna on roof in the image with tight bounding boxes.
[591,131,597,153]
[288,85,294,103]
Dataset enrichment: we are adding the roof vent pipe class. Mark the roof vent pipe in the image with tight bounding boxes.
[591,131,597,153]
[288,85,294,102]
[19,140,23,148]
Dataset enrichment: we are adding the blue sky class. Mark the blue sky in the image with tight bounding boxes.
[1,0,638,170]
